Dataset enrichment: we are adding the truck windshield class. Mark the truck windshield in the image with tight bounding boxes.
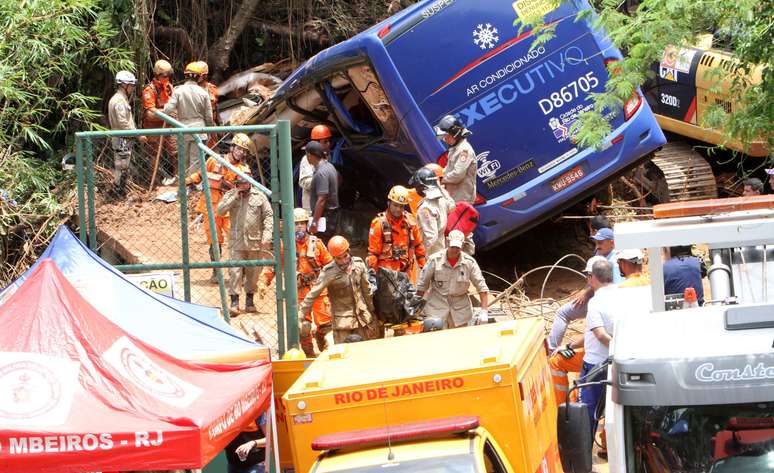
[332,454,477,473]
[627,402,774,472]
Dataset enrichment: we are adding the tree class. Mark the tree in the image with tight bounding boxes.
[0,0,132,282]
[519,0,773,160]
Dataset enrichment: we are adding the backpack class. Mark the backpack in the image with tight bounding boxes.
[445,201,479,237]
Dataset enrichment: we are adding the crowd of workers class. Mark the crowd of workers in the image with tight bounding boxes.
[107,61,490,347]
[106,60,772,469]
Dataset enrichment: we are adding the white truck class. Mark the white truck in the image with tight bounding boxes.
[557,197,774,473]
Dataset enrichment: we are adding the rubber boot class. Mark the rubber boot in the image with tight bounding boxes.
[244,293,256,313]
[229,294,240,317]
[208,246,218,284]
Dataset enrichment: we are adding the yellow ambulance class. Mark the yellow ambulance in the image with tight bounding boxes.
[282,319,561,473]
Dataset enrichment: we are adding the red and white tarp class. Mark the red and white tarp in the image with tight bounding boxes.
[0,260,272,472]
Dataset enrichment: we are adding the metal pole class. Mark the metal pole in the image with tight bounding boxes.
[269,129,286,355]
[115,260,275,271]
[75,137,87,244]
[178,133,192,301]
[649,246,665,312]
[269,391,281,473]
[196,141,272,196]
[278,120,299,348]
[149,110,271,196]
[85,138,97,250]
[197,144,230,319]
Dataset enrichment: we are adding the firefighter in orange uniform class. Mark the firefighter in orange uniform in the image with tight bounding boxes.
[265,208,334,357]
[185,133,251,281]
[367,185,427,283]
[141,60,177,172]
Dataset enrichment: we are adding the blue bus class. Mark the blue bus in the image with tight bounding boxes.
[252,0,666,249]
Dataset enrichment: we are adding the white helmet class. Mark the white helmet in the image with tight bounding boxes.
[115,70,137,85]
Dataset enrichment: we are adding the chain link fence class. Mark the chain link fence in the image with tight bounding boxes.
[75,120,297,354]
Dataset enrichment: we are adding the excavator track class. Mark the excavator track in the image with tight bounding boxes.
[638,141,718,203]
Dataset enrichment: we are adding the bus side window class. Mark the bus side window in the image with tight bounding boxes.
[483,440,507,473]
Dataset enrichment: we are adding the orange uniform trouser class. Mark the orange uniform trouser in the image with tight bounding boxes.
[203,213,229,245]
[549,348,584,406]
[299,284,332,357]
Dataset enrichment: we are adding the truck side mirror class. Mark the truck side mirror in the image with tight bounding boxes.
[557,402,593,473]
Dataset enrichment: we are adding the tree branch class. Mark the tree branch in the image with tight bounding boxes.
[207,0,263,81]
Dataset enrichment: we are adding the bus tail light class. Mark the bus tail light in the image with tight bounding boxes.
[604,58,641,121]
[624,93,642,121]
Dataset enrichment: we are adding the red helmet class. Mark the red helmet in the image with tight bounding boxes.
[327,235,350,258]
[311,125,332,140]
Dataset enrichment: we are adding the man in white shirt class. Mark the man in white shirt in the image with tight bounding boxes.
[578,258,619,435]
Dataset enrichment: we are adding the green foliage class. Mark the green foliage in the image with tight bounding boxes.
[0,0,133,154]
[0,0,131,279]
[520,0,773,159]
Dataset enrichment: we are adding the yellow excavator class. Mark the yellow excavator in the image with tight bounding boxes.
[639,34,768,201]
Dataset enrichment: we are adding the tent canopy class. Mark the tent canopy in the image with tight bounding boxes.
[0,260,271,472]
[0,226,266,362]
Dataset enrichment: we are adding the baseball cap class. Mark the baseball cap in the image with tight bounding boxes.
[766,169,774,175]
[617,248,644,263]
[448,229,465,248]
[584,255,608,273]
[591,227,614,241]
[303,140,325,157]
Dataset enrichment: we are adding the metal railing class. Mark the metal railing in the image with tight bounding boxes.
[74,116,299,353]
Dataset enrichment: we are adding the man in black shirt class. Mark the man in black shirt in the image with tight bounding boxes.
[306,141,340,244]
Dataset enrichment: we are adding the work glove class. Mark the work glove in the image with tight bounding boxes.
[299,320,312,339]
[367,269,378,296]
[558,344,576,360]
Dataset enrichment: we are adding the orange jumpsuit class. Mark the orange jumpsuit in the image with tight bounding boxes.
[188,155,249,245]
[205,82,219,148]
[367,210,426,283]
[141,78,177,164]
[549,347,585,405]
[266,235,333,356]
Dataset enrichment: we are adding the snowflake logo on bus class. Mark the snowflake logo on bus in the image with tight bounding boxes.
[473,23,499,50]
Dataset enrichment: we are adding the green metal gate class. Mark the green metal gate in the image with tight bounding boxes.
[74,114,299,353]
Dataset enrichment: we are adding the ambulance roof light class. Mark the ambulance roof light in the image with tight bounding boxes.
[311,416,480,451]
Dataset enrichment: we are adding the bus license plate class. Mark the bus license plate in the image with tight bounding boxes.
[551,166,584,192]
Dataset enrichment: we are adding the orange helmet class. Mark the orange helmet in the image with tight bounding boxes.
[424,163,444,178]
[311,125,332,140]
[327,235,350,258]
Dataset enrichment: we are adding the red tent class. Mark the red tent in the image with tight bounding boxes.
[0,260,272,472]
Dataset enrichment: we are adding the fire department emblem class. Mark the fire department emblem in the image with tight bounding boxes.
[121,347,186,399]
[104,337,202,408]
[0,361,61,419]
